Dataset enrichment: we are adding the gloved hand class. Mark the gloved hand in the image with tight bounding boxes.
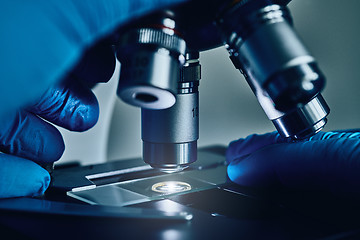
[226,131,360,197]
[0,41,113,198]
[0,0,187,198]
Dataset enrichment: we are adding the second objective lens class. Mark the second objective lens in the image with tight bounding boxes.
[116,14,186,110]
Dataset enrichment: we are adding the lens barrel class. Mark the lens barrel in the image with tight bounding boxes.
[219,2,329,139]
[142,52,201,172]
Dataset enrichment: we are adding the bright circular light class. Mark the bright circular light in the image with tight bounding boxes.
[151,181,191,194]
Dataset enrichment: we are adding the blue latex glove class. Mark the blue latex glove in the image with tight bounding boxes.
[0,0,187,198]
[0,42,112,198]
[226,131,360,197]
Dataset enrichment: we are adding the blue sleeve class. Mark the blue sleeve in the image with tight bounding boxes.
[0,0,187,198]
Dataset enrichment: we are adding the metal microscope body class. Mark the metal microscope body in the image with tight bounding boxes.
[114,0,330,172]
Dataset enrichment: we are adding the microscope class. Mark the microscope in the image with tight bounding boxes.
[9,2,360,238]
[115,0,330,173]
[46,0,330,220]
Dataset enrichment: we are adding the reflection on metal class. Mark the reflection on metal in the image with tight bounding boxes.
[151,181,191,194]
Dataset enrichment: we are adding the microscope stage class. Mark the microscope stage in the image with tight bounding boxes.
[1,146,360,239]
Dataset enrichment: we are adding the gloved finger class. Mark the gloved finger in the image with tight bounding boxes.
[0,111,64,163]
[226,131,360,164]
[29,78,99,132]
[227,137,360,196]
[28,41,117,132]
[0,154,50,198]
[70,41,116,89]
[0,0,187,117]
[226,132,286,164]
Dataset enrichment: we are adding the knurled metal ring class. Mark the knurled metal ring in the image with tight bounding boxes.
[119,28,186,55]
